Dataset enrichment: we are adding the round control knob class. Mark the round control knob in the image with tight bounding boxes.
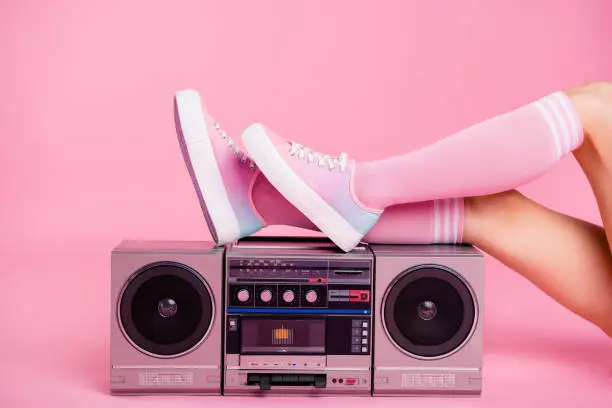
[282,290,295,303]
[237,289,250,303]
[260,289,273,303]
[305,290,318,304]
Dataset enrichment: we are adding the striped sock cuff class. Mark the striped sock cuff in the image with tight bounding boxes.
[432,198,464,244]
[534,91,584,159]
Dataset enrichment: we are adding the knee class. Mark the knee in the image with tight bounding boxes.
[564,81,612,117]
[586,81,612,95]
[564,81,612,149]
[566,81,612,99]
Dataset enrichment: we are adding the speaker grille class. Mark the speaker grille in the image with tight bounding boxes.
[383,265,476,358]
[119,262,214,357]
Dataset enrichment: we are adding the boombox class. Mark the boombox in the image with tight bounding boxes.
[110,237,483,396]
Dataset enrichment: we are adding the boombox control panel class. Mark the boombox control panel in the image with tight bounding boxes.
[227,258,371,310]
[223,242,375,395]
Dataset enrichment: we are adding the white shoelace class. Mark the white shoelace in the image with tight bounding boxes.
[289,141,348,171]
[214,122,256,170]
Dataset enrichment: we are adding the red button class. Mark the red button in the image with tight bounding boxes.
[346,378,356,385]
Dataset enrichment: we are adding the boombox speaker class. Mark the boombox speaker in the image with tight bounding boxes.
[370,245,484,396]
[110,241,223,394]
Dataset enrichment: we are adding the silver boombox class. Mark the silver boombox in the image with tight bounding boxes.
[110,237,483,396]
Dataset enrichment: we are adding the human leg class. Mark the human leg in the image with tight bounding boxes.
[463,190,612,338]
[354,91,584,208]
[241,85,587,251]
[568,82,612,253]
[251,172,465,244]
[362,199,464,244]
[175,89,467,245]
[461,82,612,337]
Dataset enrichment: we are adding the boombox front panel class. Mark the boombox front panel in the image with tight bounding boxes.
[110,241,224,394]
[108,240,485,397]
[370,245,484,396]
[222,238,374,396]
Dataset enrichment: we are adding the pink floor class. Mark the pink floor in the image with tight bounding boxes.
[1,244,611,407]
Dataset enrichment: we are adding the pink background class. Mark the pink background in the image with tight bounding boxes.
[1,0,612,406]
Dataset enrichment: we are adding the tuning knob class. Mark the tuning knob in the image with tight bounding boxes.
[237,289,250,303]
[260,289,273,303]
[282,289,295,303]
[305,289,318,304]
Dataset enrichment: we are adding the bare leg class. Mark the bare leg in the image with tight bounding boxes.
[567,82,612,252]
[463,82,612,338]
[463,190,612,337]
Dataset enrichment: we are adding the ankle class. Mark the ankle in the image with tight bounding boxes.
[352,162,387,211]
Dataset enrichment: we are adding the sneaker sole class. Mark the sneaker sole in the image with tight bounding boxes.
[174,90,241,245]
[242,123,362,252]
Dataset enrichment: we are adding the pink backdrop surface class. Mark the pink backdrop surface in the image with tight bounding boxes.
[1,0,612,406]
